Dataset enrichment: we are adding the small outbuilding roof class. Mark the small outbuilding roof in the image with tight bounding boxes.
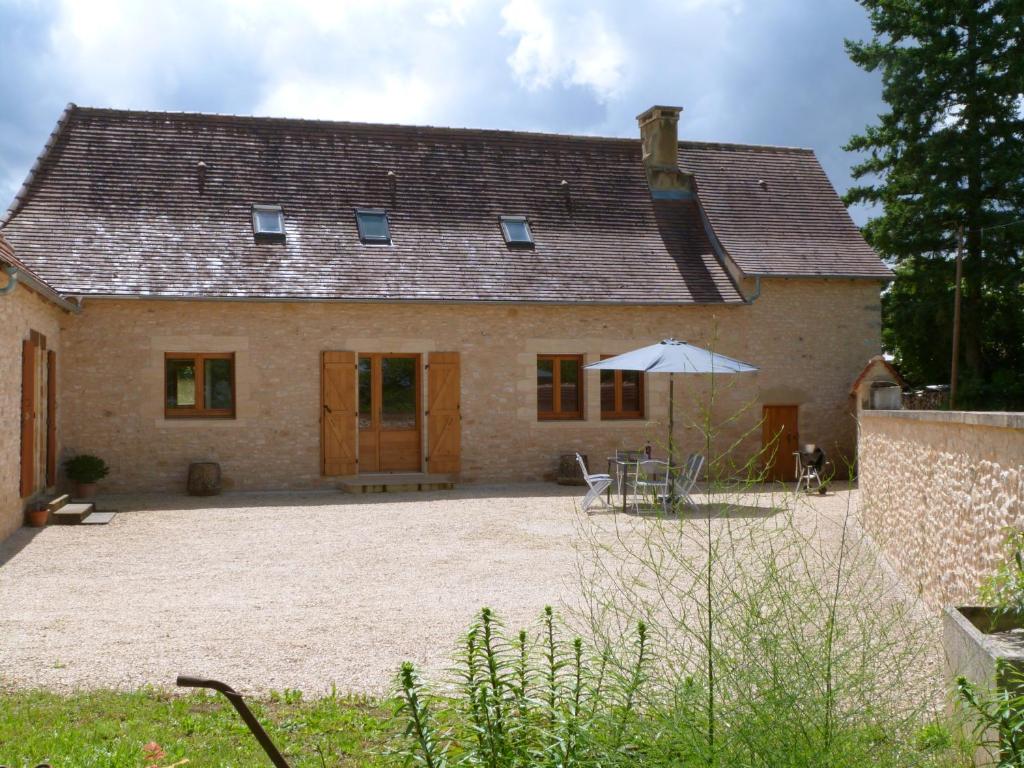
[849,355,907,395]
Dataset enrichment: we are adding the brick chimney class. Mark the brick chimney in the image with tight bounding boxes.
[636,105,694,195]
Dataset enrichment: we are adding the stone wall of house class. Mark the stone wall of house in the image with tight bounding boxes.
[56,278,881,493]
[858,410,1024,610]
[0,282,63,540]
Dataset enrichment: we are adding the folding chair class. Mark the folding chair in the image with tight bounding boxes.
[674,453,705,510]
[576,453,612,514]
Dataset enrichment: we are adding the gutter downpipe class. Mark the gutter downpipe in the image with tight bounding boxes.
[0,264,80,313]
[747,275,761,303]
[0,264,18,296]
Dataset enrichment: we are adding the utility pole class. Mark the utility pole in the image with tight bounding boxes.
[949,223,965,409]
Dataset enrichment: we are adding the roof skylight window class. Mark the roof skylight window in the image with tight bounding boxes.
[500,216,533,247]
[355,208,391,244]
[252,205,284,236]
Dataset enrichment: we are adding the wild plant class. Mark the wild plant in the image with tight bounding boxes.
[572,354,954,767]
[957,662,1024,766]
[979,528,1024,620]
[392,607,651,768]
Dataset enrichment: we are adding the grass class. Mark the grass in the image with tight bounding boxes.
[0,687,391,767]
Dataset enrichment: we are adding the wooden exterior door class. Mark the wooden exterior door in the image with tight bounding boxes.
[358,353,421,473]
[762,405,799,482]
[20,338,37,497]
[427,352,460,474]
[46,350,57,486]
[321,351,358,475]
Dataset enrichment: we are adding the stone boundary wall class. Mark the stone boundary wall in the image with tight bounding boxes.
[858,410,1024,610]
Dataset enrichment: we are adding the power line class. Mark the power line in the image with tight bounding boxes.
[976,217,1024,233]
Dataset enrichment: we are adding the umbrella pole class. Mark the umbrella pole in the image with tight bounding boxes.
[668,373,675,466]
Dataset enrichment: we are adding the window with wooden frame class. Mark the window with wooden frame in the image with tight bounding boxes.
[600,357,644,420]
[164,353,236,418]
[537,354,583,420]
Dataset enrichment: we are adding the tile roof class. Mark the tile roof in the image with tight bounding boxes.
[0,232,77,310]
[0,106,888,304]
[679,142,891,279]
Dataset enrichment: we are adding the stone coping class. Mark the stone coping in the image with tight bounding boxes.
[861,409,1024,430]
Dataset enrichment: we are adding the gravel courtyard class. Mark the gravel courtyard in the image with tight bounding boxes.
[0,483,927,697]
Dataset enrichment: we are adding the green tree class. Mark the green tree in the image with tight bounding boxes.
[844,0,1024,408]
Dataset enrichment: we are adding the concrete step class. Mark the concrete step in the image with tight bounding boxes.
[46,494,71,513]
[81,512,116,525]
[339,473,456,494]
[52,502,95,524]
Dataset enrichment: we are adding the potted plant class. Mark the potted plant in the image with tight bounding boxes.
[25,501,48,527]
[63,454,110,498]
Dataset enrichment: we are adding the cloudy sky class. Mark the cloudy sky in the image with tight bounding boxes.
[0,0,883,223]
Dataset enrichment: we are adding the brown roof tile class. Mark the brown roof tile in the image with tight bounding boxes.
[679,142,891,279]
[0,106,887,303]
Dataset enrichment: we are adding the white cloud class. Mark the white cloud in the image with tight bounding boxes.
[3,0,882,218]
[500,0,626,101]
[256,74,440,124]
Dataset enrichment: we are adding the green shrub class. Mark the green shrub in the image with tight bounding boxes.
[63,454,110,484]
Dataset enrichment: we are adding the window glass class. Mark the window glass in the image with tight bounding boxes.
[204,358,233,410]
[356,210,390,243]
[501,217,533,245]
[253,207,284,234]
[621,370,642,413]
[358,357,373,429]
[381,357,416,429]
[537,355,582,419]
[537,358,554,415]
[164,354,235,418]
[166,359,196,408]
[600,370,616,413]
[599,361,643,419]
[559,358,579,412]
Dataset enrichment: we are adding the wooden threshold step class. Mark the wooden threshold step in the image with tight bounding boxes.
[339,473,456,494]
[52,502,95,524]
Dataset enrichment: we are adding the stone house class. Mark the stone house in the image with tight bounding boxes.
[0,103,891,539]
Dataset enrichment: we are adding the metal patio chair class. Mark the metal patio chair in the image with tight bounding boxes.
[576,453,612,514]
[612,448,645,499]
[674,453,705,510]
[632,458,671,514]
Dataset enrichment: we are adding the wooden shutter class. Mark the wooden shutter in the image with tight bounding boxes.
[321,351,358,476]
[46,350,57,487]
[427,352,461,475]
[20,338,37,497]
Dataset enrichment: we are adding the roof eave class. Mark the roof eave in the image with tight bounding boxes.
[744,271,894,281]
[69,292,747,307]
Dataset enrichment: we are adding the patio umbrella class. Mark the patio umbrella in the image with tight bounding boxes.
[585,338,758,465]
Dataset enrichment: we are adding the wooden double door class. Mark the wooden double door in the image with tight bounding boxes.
[321,351,460,476]
[358,353,421,472]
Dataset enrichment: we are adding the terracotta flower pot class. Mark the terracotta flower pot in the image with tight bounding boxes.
[75,482,98,499]
[26,507,48,527]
